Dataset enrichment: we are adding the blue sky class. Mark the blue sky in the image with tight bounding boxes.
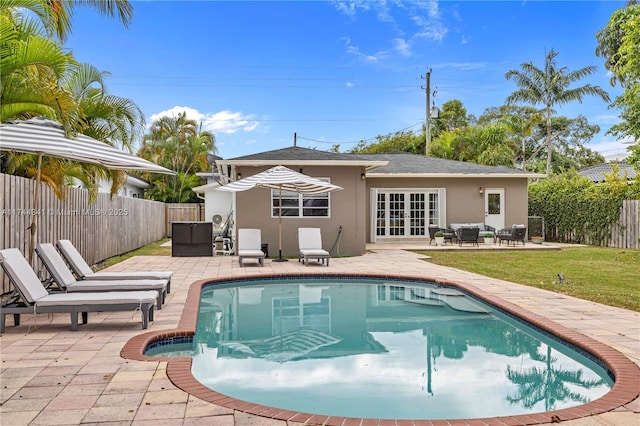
[67,0,631,160]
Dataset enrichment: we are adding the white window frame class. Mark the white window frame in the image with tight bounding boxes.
[271,178,332,218]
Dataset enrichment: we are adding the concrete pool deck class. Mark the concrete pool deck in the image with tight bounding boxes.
[1,248,638,425]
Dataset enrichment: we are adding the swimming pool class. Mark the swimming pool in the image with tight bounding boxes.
[121,276,640,424]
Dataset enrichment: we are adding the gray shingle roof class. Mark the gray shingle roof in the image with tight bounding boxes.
[579,162,637,183]
[227,146,370,162]
[225,147,539,176]
[360,152,534,175]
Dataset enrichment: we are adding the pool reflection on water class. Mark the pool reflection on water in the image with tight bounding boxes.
[184,278,612,420]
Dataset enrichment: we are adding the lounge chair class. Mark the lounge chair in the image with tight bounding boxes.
[237,229,265,267]
[56,239,173,292]
[36,243,167,309]
[0,248,155,332]
[298,228,330,266]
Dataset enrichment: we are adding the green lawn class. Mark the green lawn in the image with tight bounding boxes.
[417,246,640,312]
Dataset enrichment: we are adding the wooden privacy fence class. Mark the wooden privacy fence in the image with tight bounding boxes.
[1,173,166,294]
[165,203,204,236]
[608,200,639,249]
[545,200,639,249]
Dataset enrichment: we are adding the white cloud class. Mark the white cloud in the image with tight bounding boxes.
[149,106,259,135]
[393,37,412,57]
[335,0,448,62]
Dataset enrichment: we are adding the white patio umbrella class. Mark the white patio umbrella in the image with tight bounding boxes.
[217,165,342,261]
[0,117,175,262]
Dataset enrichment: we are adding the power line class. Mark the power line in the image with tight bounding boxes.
[297,121,423,145]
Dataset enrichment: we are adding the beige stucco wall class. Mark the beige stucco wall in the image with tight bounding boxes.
[365,176,530,241]
[234,165,367,257]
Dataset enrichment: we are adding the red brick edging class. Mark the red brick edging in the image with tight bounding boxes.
[121,272,640,425]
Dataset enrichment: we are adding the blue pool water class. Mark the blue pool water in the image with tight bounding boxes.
[148,277,613,420]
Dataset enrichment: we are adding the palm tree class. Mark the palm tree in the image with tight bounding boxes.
[2,0,134,42]
[139,113,216,202]
[505,49,610,174]
[1,0,143,199]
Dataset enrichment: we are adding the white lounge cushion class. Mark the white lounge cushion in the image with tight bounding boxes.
[299,249,330,256]
[34,291,157,307]
[237,249,265,257]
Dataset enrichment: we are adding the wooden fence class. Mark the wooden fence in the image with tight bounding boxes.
[165,203,204,236]
[1,173,166,293]
[608,200,639,249]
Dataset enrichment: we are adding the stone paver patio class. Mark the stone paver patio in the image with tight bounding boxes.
[1,246,638,425]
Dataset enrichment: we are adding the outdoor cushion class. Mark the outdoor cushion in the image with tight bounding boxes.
[298,228,330,266]
[36,243,167,309]
[56,240,173,286]
[0,248,156,331]
[237,229,265,266]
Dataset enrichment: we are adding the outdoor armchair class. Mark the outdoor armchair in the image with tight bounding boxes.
[0,248,155,332]
[237,229,265,267]
[36,243,167,309]
[457,227,480,247]
[497,225,527,246]
[298,228,331,266]
[56,239,173,293]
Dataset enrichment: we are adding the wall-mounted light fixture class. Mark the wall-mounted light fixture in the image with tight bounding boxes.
[237,172,242,180]
[299,168,304,174]
[361,172,366,180]
[478,186,484,195]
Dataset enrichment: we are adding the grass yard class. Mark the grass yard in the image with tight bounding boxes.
[418,246,640,312]
[100,238,171,268]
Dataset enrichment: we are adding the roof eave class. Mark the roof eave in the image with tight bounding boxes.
[216,159,389,171]
[367,173,547,178]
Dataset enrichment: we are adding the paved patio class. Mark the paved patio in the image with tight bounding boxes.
[1,246,638,425]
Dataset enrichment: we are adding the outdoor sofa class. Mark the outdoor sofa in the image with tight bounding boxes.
[449,223,496,242]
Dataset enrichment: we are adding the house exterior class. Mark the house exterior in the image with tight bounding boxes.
[73,173,150,198]
[579,162,637,183]
[213,146,544,257]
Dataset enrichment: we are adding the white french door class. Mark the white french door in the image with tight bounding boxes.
[373,190,443,239]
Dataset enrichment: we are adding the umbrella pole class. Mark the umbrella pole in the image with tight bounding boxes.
[28,152,43,264]
[272,185,288,262]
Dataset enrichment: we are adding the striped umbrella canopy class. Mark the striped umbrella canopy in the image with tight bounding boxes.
[218,166,342,261]
[0,117,175,262]
[0,117,174,174]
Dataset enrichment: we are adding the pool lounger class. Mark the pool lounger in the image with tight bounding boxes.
[0,248,155,332]
[36,243,167,309]
[56,239,172,292]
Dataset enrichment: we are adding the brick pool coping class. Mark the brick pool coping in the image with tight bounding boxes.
[121,272,640,425]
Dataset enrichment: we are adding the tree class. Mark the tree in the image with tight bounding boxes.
[1,0,143,200]
[505,49,610,174]
[348,130,422,154]
[596,5,640,150]
[432,99,472,138]
[139,112,216,202]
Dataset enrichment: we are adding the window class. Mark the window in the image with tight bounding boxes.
[271,178,331,218]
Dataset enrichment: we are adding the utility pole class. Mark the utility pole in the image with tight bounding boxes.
[421,69,432,156]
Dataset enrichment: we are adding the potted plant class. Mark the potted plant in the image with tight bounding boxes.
[435,231,445,246]
[484,232,494,245]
